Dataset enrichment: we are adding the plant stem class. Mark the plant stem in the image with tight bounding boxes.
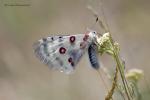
[109,34,132,100]
[105,65,118,100]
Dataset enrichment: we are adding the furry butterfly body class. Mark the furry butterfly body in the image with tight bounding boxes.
[33,31,100,74]
[88,43,100,69]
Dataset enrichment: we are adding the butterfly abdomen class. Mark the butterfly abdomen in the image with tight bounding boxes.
[88,44,100,69]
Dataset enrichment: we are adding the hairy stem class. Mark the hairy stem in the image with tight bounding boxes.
[105,65,118,100]
[109,34,132,100]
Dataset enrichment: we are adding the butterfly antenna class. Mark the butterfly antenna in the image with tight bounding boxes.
[87,5,109,33]
[86,6,99,30]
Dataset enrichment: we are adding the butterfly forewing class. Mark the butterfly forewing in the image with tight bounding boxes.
[33,33,93,74]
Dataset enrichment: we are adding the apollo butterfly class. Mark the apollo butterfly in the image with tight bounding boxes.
[33,30,100,74]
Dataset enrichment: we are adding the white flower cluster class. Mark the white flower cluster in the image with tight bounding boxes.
[97,32,110,46]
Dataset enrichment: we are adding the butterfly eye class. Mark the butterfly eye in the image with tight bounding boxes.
[92,31,96,34]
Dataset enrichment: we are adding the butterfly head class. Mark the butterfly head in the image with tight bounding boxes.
[88,31,99,43]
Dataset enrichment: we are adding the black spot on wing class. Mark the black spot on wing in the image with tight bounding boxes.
[51,37,54,41]
[68,49,84,68]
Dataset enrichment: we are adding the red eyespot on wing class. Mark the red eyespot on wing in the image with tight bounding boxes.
[83,34,89,41]
[59,47,66,54]
[71,62,74,67]
[69,36,76,43]
[80,42,86,49]
[68,57,72,63]
[68,57,74,67]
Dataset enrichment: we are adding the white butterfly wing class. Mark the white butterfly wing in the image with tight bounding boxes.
[33,34,93,74]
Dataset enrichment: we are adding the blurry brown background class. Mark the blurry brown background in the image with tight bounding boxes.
[0,0,150,100]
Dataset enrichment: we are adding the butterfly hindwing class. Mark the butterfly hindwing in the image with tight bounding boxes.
[33,33,93,74]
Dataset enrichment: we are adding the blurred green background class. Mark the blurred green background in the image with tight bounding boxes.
[0,0,150,100]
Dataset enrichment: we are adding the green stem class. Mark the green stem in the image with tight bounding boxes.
[113,51,131,100]
[109,34,132,100]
